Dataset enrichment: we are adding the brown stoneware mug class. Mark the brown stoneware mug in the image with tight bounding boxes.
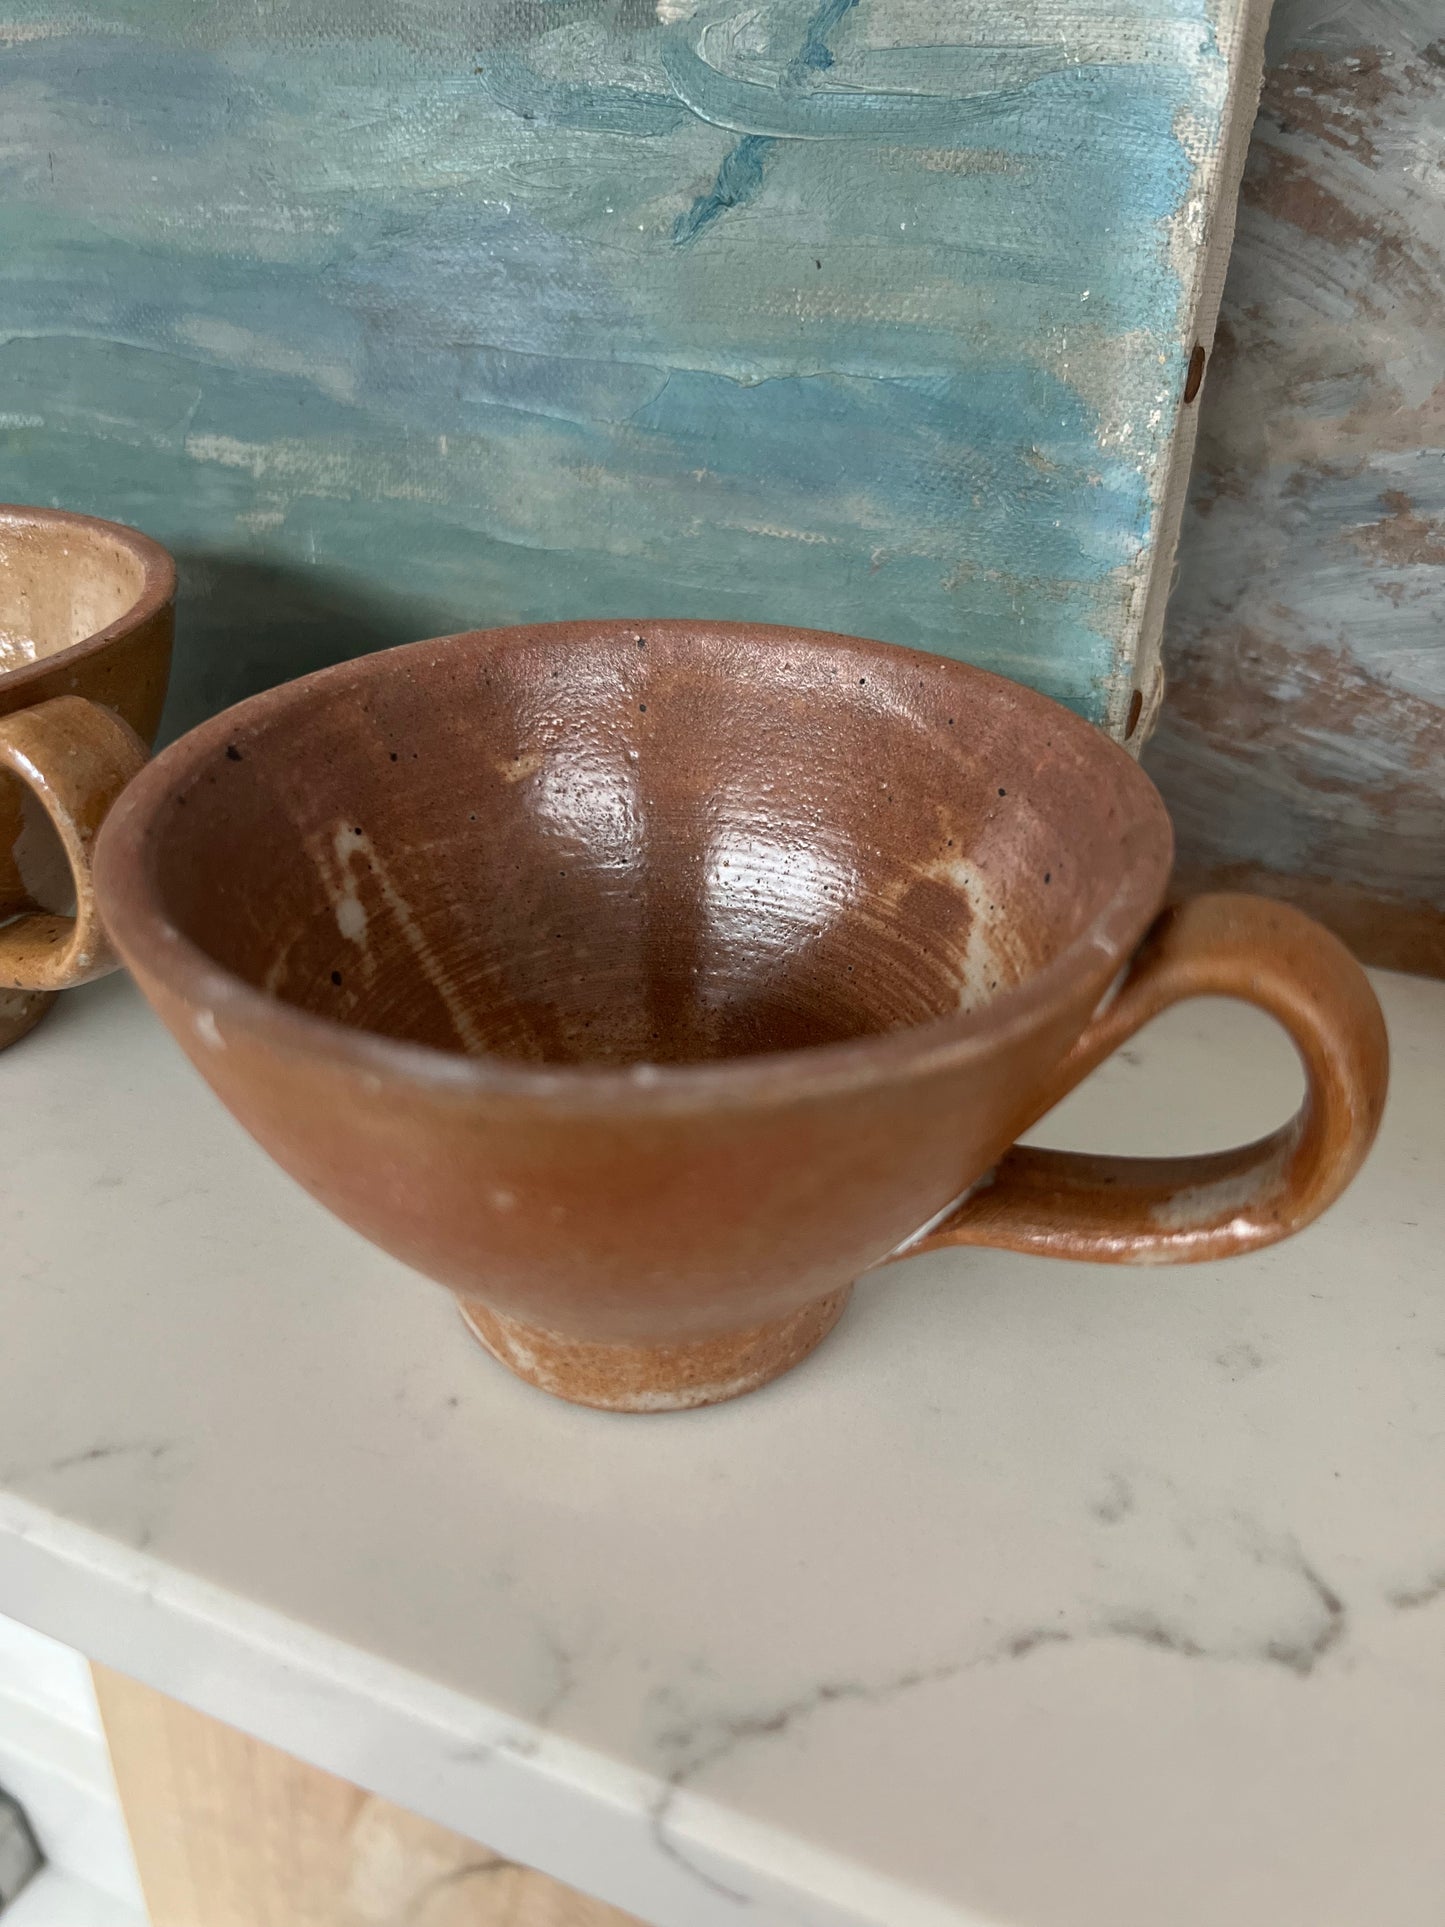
[1,506,175,1050]
[93,621,1388,1411]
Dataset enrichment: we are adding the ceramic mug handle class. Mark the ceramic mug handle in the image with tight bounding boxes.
[902,894,1389,1265]
[0,695,149,993]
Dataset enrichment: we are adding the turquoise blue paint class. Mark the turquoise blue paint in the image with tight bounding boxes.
[674,134,775,243]
[674,0,859,241]
[0,0,1227,739]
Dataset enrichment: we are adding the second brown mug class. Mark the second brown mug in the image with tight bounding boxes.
[1,505,174,1051]
[93,621,1388,1410]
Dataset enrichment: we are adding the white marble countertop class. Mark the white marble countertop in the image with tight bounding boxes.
[2,970,1443,1927]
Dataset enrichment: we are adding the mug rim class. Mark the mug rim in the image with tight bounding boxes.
[0,503,177,700]
[95,620,1174,1111]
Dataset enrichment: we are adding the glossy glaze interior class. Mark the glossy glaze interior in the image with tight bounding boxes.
[141,625,1145,1070]
[0,514,151,675]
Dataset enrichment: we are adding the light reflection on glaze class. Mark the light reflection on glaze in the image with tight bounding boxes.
[700,814,858,985]
[530,739,645,876]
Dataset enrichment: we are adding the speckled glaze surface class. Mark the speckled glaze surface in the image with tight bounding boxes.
[93,621,1388,1410]
[0,506,174,1051]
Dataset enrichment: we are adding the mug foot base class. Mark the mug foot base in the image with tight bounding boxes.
[0,988,57,1053]
[457,1289,852,1412]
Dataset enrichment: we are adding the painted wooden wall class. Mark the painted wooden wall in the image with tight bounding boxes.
[1,0,1262,742]
[1147,0,1445,973]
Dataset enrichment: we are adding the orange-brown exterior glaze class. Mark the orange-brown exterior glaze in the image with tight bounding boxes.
[93,622,1387,1409]
[904,893,1389,1266]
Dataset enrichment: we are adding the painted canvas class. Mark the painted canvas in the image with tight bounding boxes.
[2,0,1265,741]
[1148,0,1445,973]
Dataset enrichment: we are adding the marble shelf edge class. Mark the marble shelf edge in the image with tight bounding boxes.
[0,1492,979,1927]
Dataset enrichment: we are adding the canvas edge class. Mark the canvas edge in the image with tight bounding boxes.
[1116,0,1275,752]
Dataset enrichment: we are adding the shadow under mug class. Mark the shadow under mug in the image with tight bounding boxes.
[0,506,175,1051]
[93,621,1388,1410]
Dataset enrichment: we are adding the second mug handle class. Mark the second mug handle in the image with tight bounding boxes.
[899,894,1389,1266]
[0,694,150,993]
